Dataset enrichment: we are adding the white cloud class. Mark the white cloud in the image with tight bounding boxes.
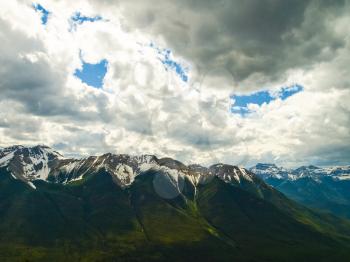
[0,0,349,167]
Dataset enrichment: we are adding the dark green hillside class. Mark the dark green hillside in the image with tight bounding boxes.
[267,177,350,219]
[1,167,350,261]
[197,177,350,261]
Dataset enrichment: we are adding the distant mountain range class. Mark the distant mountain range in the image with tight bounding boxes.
[250,163,350,181]
[1,145,350,261]
[250,163,350,218]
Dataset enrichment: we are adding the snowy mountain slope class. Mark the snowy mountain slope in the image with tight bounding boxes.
[0,145,63,183]
[0,145,258,190]
[48,153,158,186]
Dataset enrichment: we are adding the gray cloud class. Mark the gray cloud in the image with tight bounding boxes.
[100,0,349,89]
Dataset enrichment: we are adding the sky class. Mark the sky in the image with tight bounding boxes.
[0,0,349,167]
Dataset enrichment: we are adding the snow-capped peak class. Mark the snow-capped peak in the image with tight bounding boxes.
[0,145,63,184]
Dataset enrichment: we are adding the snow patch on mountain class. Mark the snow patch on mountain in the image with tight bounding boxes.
[0,151,15,167]
[60,161,80,174]
[239,167,253,182]
[27,181,36,189]
[333,174,350,180]
[112,164,136,186]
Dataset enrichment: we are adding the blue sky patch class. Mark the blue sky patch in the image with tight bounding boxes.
[74,55,108,88]
[231,84,303,116]
[150,43,189,82]
[69,12,103,31]
[232,90,274,108]
[33,3,50,25]
[279,84,304,100]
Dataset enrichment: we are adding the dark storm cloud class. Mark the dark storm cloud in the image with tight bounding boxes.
[99,0,349,89]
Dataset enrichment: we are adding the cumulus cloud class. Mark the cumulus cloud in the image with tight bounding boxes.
[0,0,349,167]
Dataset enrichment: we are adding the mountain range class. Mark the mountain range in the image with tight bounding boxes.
[1,145,350,261]
[250,163,350,181]
[250,163,350,219]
